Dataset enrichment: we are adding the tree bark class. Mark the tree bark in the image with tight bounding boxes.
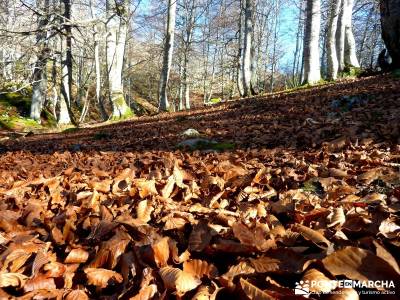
[327,0,342,80]
[380,0,400,68]
[344,0,359,67]
[106,0,132,119]
[303,0,321,84]
[30,0,50,122]
[158,0,177,112]
[242,0,254,96]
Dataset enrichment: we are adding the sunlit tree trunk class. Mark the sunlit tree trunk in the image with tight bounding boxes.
[303,0,321,84]
[344,0,359,67]
[327,0,342,80]
[106,0,132,119]
[158,0,177,112]
[242,0,254,96]
[59,0,72,124]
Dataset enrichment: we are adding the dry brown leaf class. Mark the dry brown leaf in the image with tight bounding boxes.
[328,207,346,228]
[23,275,56,292]
[189,221,212,252]
[130,284,157,300]
[379,218,400,239]
[65,248,89,264]
[293,224,332,249]
[85,268,123,288]
[322,247,400,290]
[183,259,218,279]
[0,272,28,288]
[65,290,89,300]
[152,237,170,267]
[159,267,201,295]
[302,269,335,293]
[136,200,154,223]
[232,222,255,246]
[134,179,158,198]
[161,175,175,198]
[239,278,275,300]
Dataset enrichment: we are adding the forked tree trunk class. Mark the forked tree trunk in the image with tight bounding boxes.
[303,0,321,84]
[158,0,177,112]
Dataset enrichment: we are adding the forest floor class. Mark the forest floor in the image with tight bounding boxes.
[0,74,399,299]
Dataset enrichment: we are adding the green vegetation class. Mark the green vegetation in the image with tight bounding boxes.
[0,116,41,130]
[341,66,362,78]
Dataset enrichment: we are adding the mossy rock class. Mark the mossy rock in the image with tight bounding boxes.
[0,116,41,131]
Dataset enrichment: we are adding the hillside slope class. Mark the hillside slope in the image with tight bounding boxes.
[0,75,399,299]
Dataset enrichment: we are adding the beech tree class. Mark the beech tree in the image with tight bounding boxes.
[158,0,177,112]
[106,0,132,119]
[241,0,254,96]
[303,0,321,84]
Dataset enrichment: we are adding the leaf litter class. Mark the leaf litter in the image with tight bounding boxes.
[0,75,399,299]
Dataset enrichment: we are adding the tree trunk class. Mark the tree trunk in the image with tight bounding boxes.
[236,0,244,97]
[59,0,72,124]
[30,0,50,122]
[242,0,254,96]
[106,0,132,119]
[344,0,359,67]
[303,0,321,84]
[380,0,400,68]
[158,0,177,112]
[327,0,342,80]
[59,37,72,124]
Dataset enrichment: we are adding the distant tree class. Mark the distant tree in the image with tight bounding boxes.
[241,0,254,96]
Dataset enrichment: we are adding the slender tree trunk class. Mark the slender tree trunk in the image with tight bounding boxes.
[106,0,132,119]
[344,0,359,67]
[59,0,72,124]
[327,0,342,80]
[236,0,244,97]
[242,0,254,96]
[158,0,177,112]
[30,0,50,122]
[336,0,346,72]
[303,0,321,84]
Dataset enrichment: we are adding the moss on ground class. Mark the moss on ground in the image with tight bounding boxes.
[0,116,41,131]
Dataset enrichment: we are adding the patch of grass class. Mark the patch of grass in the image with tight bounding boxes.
[341,66,362,78]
